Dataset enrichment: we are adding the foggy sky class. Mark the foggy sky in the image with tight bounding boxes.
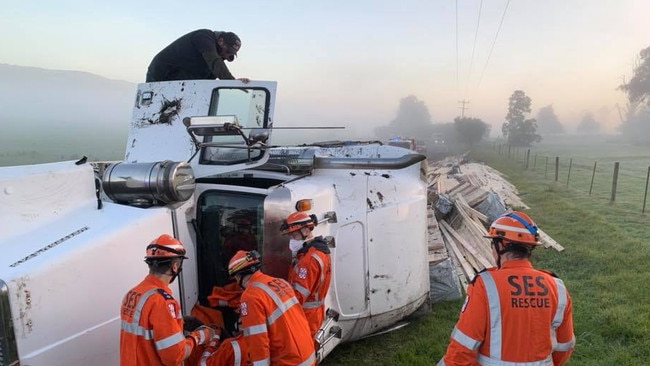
[1,0,648,137]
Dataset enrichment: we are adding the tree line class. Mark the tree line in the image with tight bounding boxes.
[374,44,650,150]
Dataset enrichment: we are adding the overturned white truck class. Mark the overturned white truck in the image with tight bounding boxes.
[0,80,430,365]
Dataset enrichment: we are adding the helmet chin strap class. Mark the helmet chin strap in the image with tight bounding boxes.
[169,260,184,284]
[493,239,507,268]
[237,274,250,289]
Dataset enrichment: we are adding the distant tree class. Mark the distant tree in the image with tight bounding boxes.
[576,113,601,135]
[502,90,542,146]
[618,46,650,107]
[617,46,650,143]
[374,95,434,140]
[454,116,490,147]
[535,105,565,134]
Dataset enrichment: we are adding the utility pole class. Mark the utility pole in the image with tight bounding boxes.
[458,100,470,118]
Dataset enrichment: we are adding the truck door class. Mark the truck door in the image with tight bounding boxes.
[194,190,265,303]
[127,80,277,178]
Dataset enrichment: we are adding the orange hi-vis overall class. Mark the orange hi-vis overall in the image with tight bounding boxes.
[120,274,196,366]
[439,260,575,366]
[239,271,316,366]
[200,334,247,366]
[288,238,332,336]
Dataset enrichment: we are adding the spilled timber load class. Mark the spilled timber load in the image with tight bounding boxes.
[426,155,565,301]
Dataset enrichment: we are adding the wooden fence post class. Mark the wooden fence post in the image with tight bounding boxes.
[555,157,560,182]
[589,161,597,195]
[641,166,650,213]
[526,149,530,169]
[610,162,619,203]
[567,158,573,187]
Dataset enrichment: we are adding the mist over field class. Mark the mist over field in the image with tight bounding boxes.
[0,64,134,166]
[1,63,648,168]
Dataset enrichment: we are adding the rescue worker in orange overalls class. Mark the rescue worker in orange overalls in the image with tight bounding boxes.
[120,234,219,366]
[228,250,316,365]
[199,333,247,366]
[190,282,248,366]
[279,211,332,339]
[438,211,576,366]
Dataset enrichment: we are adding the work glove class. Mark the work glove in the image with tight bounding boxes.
[199,339,222,364]
[188,325,220,346]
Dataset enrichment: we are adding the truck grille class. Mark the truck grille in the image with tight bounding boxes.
[0,280,18,366]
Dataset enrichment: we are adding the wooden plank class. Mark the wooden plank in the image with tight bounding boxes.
[440,224,478,281]
[452,197,495,262]
[539,229,565,252]
[455,194,489,224]
[440,220,493,269]
[447,182,470,195]
[465,189,489,207]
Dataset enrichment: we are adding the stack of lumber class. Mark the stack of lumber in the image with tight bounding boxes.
[427,209,447,265]
[427,158,565,286]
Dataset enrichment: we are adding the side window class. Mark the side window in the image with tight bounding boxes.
[196,191,264,302]
[200,87,270,165]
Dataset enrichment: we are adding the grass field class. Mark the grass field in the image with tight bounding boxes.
[495,135,650,214]
[3,133,648,364]
[323,139,650,365]
[0,126,126,167]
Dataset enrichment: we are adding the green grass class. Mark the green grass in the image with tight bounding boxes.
[323,142,650,365]
[0,127,126,166]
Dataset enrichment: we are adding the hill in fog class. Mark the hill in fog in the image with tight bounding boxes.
[0,64,136,165]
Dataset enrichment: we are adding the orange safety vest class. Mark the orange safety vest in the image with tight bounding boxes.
[120,274,195,366]
[439,260,575,366]
[239,271,316,366]
[288,243,332,336]
[201,335,247,366]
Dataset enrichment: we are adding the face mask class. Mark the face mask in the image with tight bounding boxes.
[289,239,304,254]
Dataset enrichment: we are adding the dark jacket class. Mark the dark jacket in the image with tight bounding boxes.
[146,29,235,82]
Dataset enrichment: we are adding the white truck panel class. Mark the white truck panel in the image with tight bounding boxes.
[126,80,277,175]
[0,161,178,365]
[4,204,175,365]
[0,161,97,244]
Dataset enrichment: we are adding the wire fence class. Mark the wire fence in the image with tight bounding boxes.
[492,144,650,214]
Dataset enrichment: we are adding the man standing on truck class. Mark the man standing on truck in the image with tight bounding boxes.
[228,250,316,365]
[437,211,575,366]
[146,29,250,83]
[280,211,332,339]
[120,234,219,365]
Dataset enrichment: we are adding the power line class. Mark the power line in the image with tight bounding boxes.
[464,0,483,100]
[477,0,511,90]
[455,0,460,98]
[458,100,470,118]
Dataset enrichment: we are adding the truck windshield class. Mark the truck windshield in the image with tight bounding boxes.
[200,87,270,165]
[195,190,264,302]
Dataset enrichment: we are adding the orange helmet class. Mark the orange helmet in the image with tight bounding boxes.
[228,250,261,276]
[484,211,540,245]
[279,211,316,235]
[145,234,188,261]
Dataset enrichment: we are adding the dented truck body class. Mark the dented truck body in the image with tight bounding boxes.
[0,80,430,365]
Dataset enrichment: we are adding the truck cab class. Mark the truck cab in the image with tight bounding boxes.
[0,80,430,365]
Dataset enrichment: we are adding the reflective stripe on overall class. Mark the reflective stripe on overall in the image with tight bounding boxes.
[292,252,326,309]
[443,271,571,366]
[244,281,316,366]
[120,288,191,358]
